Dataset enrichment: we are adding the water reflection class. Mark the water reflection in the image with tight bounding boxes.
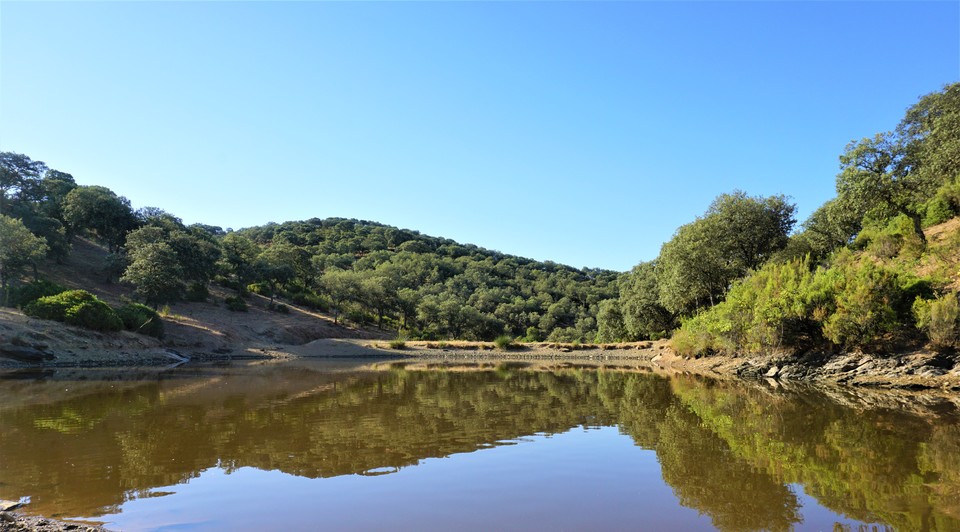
[0,362,958,530]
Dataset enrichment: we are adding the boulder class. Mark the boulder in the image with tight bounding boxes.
[0,345,53,362]
[0,500,22,511]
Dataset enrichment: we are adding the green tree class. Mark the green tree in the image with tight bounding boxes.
[618,261,675,339]
[62,185,137,252]
[39,169,77,221]
[595,298,627,342]
[0,215,48,305]
[899,82,960,186]
[796,197,862,260]
[320,269,362,324]
[0,152,47,216]
[220,232,259,294]
[836,133,933,244]
[657,191,796,315]
[121,242,184,307]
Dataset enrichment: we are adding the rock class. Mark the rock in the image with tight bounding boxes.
[0,512,15,523]
[917,367,946,378]
[0,345,54,362]
[0,501,21,512]
[765,366,780,378]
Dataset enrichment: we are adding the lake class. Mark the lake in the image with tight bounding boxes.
[1,360,958,531]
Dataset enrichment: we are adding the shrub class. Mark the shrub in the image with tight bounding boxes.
[290,291,329,311]
[524,326,541,342]
[914,293,960,349]
[924,195,955,227]
[185,282,209,302]
[24,290,97,321]
[671,251,931,356]
[247,282,270,296]
[225,296,248,312]
[388,338,407,349]
[65,300,123,332]
[6,279,67,308]
[116,303,164,338]
[494,334,515,350]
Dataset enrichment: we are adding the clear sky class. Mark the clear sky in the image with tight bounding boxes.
[2,1,958,272]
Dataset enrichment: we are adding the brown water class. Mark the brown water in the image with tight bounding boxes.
[1,360,959,531]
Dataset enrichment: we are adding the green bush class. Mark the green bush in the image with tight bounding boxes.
[65,300,123,332]
[914,293,959,349]
[225,296,248,312]
[24,290,97,321]
[185,282,209,302]
[524,326,541,342]
[247,282,270,296]
[6,279,67,308]
[924,195,955,227]
[116,303,164,338]
[494,334,515,350]
[672,251,933,356]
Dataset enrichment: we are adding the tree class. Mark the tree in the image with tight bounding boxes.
[657,191,796,315]
[899,82,960,186]
[595,298,627,343]
[0,215,48,305]
[220,233,259,294]
[618,261,675,339]
[836,133,933,243]
[0,152,47,216]
[62,185,137,252]
[797,197,862,260]
[39,169,77,221]
[121,242,184,307]
[320,269,361,324]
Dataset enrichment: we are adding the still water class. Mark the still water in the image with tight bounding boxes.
[1,360,959,531]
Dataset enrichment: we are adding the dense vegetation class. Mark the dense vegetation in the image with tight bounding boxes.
[1,82,958,353]
[600,82,960,355]
[0,153,616,340]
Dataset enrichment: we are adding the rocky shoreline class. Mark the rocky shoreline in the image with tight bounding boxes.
[348,339,960,391]
[0,501,106,532]
[4,331,960,391]
[0,513,108,532]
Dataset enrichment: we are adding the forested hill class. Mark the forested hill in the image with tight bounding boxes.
[230,217,620,341]
[0,158,619,341]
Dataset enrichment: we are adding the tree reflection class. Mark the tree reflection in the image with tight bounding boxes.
[0,365,957,530]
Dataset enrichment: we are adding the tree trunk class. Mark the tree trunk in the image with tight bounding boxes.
[908,212,927,244]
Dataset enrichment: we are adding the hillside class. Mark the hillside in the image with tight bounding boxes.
[0,238,389,367]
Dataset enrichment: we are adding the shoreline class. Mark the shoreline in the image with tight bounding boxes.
[348,339,960,391]
[0,512,107,532]
[2,302,959,391]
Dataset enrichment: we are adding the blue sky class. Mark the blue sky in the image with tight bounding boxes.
[2,2,958,271]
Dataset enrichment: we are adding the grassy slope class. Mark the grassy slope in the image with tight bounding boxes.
[0,238,390,366]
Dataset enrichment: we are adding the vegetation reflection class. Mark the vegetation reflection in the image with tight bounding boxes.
[0,366,957,530]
